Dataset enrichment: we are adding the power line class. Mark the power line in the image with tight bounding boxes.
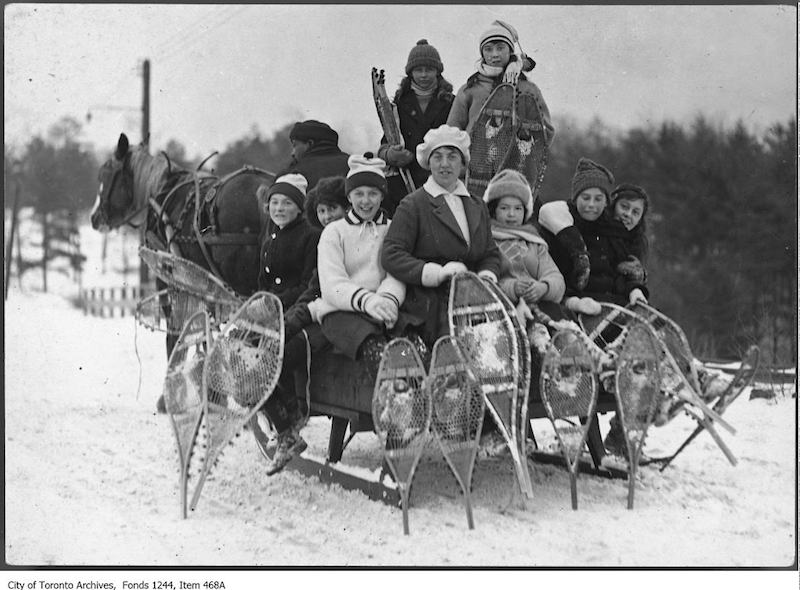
[157,6,250,66]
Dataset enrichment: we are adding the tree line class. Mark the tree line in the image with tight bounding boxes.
[5,114,796,364]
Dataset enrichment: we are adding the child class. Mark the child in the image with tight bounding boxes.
[446,20,554,144]
[538,158,648,316]
[609,183,650,285]
[482,168,566,457]
[377,39,455,216]
[252,173,322,473]
[256,173,321,311]
[483,169,565,318]
[381,124,502,347]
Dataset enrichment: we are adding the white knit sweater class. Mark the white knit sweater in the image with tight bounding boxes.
[308,209,406,323]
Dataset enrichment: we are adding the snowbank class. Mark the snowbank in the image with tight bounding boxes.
[3,222,797,583]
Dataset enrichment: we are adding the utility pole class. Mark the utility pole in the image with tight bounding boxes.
[4,162,22,300]
[140,58,151,291]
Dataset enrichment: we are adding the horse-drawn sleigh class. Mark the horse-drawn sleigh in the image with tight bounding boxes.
[91,133,759,529]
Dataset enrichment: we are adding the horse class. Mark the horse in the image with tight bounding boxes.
[91,133,276,356]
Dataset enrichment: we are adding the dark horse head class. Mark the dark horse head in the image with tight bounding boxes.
[91,133,275,296]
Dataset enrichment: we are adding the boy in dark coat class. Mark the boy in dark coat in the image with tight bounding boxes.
[256,173,321,311]
[286,120,350,190]
[377,39,454,216]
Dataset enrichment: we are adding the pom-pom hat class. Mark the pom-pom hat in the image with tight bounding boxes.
[416,124,471,170]
[346,153,388,196]
[267,173,308,211]
[406,39,443,75]
[479,21,515,53]
[571,158,615,201]
[289,120,339,145]
[483,169,534,221]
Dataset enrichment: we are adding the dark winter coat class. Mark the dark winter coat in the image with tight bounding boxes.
[381,184,502,345]
[288,142,350,190]
[257,216,321,310]
[378,79,454,215]
[542,202,648,304]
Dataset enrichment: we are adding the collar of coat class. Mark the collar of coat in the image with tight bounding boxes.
[345,208,388,226]
[423,176,470,198]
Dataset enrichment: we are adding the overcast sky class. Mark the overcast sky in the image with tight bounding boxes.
[4,4,797,159]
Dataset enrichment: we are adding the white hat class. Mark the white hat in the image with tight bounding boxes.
[415,125,471,170]
[266,173,308,210]
[483,169,534,221]
[345,153,388,195]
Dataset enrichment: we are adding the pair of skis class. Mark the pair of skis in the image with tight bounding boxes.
[466,82,548,199]
[371,67,415,195]
[373,334,484,534]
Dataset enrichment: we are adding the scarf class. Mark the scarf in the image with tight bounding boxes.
[411,81,436,97]
[490,220,547,246]
[477,61,504,78]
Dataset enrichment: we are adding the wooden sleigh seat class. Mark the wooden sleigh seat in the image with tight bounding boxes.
[291,349,620,467]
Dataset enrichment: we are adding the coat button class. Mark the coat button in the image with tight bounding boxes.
[271,233,276,239]
[275,277,282,285]
[265,266,270,273]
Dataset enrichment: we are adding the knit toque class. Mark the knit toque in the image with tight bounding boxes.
[289,120,339,145]
[267,173,308,211]
[483,169,534,221]
[479,22,515,53]
[416,124,471,170]
[346,153,388,195]
[405,39,444,75]
[571,158,615,201]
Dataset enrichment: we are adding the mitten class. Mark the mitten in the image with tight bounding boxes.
[628,288,648,306]
[556,226,590,291]
[617,255,646,283]
[565,296,601,316]
[385,145,414,167]
[441,261,468,282]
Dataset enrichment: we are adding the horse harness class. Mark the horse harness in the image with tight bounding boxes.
[146,166,269,282]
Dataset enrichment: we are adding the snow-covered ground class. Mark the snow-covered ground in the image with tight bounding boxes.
[3,221,798,584]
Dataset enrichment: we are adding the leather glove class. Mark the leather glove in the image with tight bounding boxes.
[384,145,414,168]
[617,255,646,283]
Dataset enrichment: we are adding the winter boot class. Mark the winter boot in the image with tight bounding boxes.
[265,429,308,476]
[603,414,627,457]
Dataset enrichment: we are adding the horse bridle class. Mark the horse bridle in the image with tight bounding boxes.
[96,153,148,228]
